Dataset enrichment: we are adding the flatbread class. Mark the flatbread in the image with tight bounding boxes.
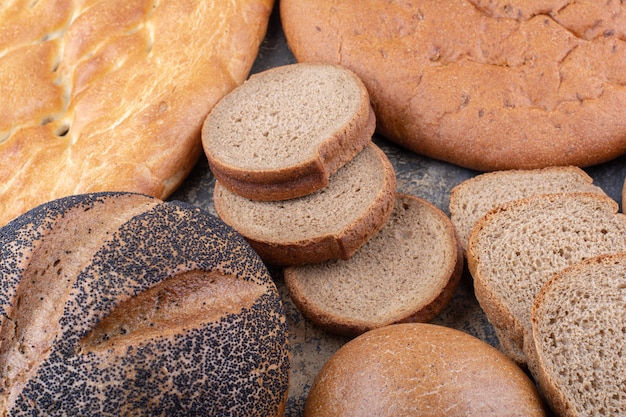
[0,0,273,226]
[281,0,626,171]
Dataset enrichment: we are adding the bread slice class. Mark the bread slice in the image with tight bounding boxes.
[527,252,626,417]
[467,192,626,366]
[449,166,605,253]
[202,62,375,201]
[284,193,463,337]
[213,142,396,266]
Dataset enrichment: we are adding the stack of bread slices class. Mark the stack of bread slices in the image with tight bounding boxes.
[450,167,626,417]
[202,62,463,337]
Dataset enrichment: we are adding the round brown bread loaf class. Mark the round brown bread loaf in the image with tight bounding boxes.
[0,0,273,227]
[0,192,290,416]
[304,323,547,417]
[280,0,626,171]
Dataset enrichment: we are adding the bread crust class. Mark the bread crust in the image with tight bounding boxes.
[304,323,546,417]
[281,0,626,171]
[0,192,290,416]
[202,63,375,201]
[0,0,274,227]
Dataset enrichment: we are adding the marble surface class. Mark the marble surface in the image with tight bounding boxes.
[169,5,626,416]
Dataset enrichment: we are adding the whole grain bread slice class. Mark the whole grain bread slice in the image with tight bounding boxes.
[283,193,463,337]
[213,142,396,266]
[449,166,605,253]
[202,62,375,201]
[467,192,626,366]
[527,252,626,417]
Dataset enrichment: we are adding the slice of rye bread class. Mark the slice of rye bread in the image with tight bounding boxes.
[526,252,626,417]
[0,192,289,416]
[467,192,626,366]
[449,166,605,253]
[213,142,397,266]
[202,62,375,201]
[283,193,463,337]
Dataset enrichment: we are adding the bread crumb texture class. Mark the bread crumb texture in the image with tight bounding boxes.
[530,253,626,417]
[0,192,289,416]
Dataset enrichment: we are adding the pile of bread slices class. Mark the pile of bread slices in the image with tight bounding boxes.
[449,166,626,417]
[201,62,464,338]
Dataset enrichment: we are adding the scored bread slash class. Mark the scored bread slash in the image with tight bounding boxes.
[0,192,290,416]
[213,142,396,266]
[284,193,463,337]
[202,62,375,201]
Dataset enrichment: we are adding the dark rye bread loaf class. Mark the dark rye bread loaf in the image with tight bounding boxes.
[202,62,375,201]
[0,192,289,416]
[281,0,626,171]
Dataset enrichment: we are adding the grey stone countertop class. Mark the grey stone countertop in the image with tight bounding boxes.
[169,6,626,416]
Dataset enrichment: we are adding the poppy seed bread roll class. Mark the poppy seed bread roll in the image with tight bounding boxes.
[0,192,290,416]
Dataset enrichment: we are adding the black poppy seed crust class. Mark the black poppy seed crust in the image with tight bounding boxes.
[0,192,290,416]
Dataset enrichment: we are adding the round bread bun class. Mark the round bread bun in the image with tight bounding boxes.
[280,0,626,171]
[304,323,546,417]
[0,192,290,416]
[0,0,273,227]
[202,62,375,201]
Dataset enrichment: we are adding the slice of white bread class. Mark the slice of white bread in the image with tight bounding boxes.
[0,192,289,415]
[449,166,605,253]
[283,193,463,337]
[467,192,626,366]
[213,142,396,266]
[202,62,375,201]
[304,323,547,417]
[526,252,626,417]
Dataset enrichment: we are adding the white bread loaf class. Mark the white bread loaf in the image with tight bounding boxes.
[0,0,273,227]
[304,323,547,417]
[284,193,463,337]
[202,62,375,201]
[0,192,289,416]
[213,142,397,266]
[449,166,605,252]
[467,192,626,366]
[526,253,626,417]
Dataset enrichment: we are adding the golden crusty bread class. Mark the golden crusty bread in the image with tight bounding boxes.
[280,0,626,171]
[0,192,290,416]
[202,63,375,201]
[0,0,273,227]
[304,323,547,417]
